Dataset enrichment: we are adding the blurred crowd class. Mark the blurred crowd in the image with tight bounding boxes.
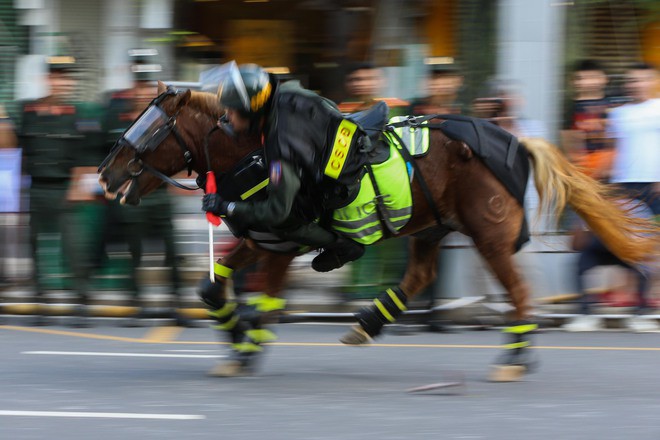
[0,55,657,329]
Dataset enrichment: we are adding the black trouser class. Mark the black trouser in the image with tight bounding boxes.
[29,184,70,300]
[576,235,649,314]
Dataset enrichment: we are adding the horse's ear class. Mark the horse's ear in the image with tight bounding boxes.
[177,89,192,107]
[157,80,167,94]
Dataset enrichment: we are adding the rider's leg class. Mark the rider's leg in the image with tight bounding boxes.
[273,218,364,272]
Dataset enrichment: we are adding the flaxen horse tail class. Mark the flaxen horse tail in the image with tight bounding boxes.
[520,137,658,265]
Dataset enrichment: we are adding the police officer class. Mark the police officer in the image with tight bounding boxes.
[202,62,368,272]
[20,56,87,324]
[103,55,189,327]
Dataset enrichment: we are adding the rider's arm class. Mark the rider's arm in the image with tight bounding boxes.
[229,160,301,226]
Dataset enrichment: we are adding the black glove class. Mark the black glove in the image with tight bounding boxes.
[202,193,230,216]
[195,173,207,191]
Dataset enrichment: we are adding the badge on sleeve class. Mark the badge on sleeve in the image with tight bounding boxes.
[270,161,282,186]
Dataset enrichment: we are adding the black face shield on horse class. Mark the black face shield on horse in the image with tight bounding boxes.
[98,83,658,380]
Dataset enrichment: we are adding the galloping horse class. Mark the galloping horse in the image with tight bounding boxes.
[98,83,658,380]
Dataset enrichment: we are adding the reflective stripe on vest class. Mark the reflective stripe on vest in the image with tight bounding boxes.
[386,116,430,156]
[331,143,412,245]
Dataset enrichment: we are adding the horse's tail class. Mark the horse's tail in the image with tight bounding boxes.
[520,137,658,265]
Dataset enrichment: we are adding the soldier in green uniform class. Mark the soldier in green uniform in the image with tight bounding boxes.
[103,57,189,327]
[19,56,93,325]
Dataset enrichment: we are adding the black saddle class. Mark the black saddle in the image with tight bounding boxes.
[345,100,389,139]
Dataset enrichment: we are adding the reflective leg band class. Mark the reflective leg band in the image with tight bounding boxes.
[505,341,530,350]
[357,287,408,337]
[247,294,287,313]
[213,314,239,331]
[208,302,237,319]
[232,342,263,353]
[214,263,234,279]
[503,323,537,334]
[246,328,278,343]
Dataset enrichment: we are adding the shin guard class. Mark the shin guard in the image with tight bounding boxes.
[356,287,408,337]
[497,321,538,368]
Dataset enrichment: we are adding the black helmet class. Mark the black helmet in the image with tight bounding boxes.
[217,63,272,114]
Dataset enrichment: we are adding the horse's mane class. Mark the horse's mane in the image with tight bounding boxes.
[189,90,223,119]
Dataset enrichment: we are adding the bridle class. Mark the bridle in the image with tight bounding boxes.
[98,86,199,191]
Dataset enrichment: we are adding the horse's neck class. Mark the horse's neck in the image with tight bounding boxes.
[185,93,261,175]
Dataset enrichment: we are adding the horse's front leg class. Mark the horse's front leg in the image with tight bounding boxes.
[202,240,295,376]
[340,236,442,344]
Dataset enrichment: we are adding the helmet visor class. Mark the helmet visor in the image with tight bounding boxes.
[201,61,250,112]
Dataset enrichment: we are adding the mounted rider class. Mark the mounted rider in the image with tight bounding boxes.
[202,61,370,272]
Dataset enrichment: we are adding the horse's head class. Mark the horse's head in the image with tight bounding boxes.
[98,81,203,205]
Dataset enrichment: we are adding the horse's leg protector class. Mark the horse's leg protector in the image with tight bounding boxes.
[495,321,539,372]
[342,288,408,344]
[210,294,286,377]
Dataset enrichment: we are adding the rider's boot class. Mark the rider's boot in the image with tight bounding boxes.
[312,235,365,273]
[490,321,540,382]
[340,287,408,345]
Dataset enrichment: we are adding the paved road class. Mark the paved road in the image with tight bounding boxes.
[1,323,660,440]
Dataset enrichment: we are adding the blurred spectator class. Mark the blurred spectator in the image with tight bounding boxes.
[408,63,464,116]
[472,79,551,233]
[19,56,92,325]
[336,62,409,300]
[608,62,660,217]
[103,55,189,327]
[473,78,547,138]
[0,104,18,287]
[564,200,658,332]
[562,60,615,181]
[0,104,17,149]
[337,62,408,117]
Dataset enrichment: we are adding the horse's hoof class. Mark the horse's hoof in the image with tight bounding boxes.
[339,325,372,345]
[208,360,251,377]
[488,365,526,382]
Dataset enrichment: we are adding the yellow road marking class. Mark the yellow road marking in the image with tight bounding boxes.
[142,326,182,343]
[2,326,660,352]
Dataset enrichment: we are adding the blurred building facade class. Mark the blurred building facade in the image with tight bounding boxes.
[3,0,658,136]
[0,0,658,312]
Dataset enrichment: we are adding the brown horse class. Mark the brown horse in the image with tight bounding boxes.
[98,83,658,380]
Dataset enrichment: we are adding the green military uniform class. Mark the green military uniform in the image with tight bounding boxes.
[67,101,107,309]
[20,98,82,301]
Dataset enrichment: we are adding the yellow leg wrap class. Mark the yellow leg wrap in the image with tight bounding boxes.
[232,342,263,353]
[247,294,287,313]
[213,314,239,331]
[214,263,234,279]
[208,302,237,319]
[246,329,278,343]
[503,323,538,334]
[505,341,531,349]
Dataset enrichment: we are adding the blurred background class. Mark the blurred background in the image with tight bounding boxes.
[0,0,658,326]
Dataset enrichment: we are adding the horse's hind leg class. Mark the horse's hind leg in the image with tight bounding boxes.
[470,232,539,382]
[340,236,442,345]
